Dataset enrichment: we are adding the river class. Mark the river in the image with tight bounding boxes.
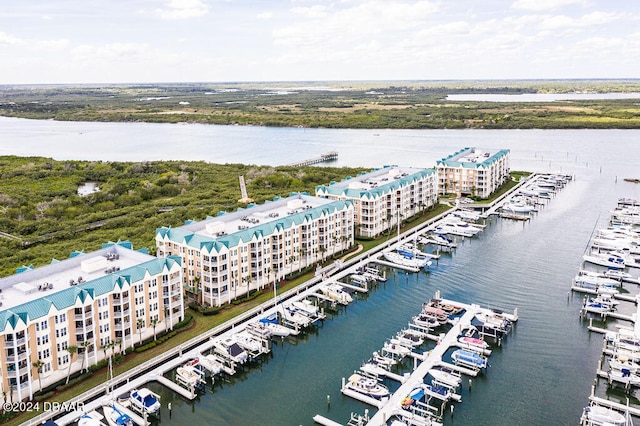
[2,117,640,425]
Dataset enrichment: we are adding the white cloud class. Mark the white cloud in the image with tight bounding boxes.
[154,0,209,20]
[539,11,629,30]
[0,31,23,46]
[257,11,273,20]
[511,0,588,11]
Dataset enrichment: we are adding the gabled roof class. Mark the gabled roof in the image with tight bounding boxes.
[436,147,510,169]
[0,256,181,332]
[156,197,353,253]
[316,168,435,200]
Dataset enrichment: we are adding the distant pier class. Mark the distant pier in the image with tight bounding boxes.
[287,151,338,167]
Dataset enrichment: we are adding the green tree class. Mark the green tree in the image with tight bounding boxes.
[65,345,78,385]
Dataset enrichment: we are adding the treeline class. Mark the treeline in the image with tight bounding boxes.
[0,156,367,277]
[1,81,640,129]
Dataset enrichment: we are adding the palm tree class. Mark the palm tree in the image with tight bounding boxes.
[65,345,78,384]
[151,318,159,341]
[137,318,145,346]
[79,340,92,373]
[32,359,44,393]
[289,255,296,276]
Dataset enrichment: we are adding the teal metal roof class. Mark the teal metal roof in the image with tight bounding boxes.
[316,168,435,200]
[436,147,510,169]
[156,200,353,253]
[0,256,181,332]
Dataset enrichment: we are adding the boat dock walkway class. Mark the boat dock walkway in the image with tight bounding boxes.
[287,151,338,167]
[363,298,515,425]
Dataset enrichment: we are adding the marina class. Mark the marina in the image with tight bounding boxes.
[4,121,640,426]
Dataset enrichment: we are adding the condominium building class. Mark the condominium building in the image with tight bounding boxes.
[0,244,183,401]
[435,148,511,198]
[155,193,354,307]
[315,166,438,238]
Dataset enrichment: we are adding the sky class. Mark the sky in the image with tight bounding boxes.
[0,0,638,84]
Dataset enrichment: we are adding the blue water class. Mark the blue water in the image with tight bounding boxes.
[2,117,640,424]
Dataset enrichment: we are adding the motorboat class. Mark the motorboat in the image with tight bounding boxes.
[419,233,457,248]
[244,321,272,340]
[574,270,620,288]
[451,349,488,369]
[198,353,224,376]
[395,328,425,348]
[412,312,441,329]
[343,373,390,400]
[581,403,629,426]
[609,354,640,375]
[289,299,325,322]
[383,340,413,357]
[102,404,133,426]
[427,298,464,315]
[423,382,452,401]
[257,313,292,337]
[458,335,489,351]
[176,364,206,391]
[583,252,626,269]
[607,368,640,387]
[213,336,249,364]
[433,223,477,238]
[233,331,264,353]
[452,209,482,222]
[401,386,426,408]
[428,368,462,389]
[363,266,387,282]
[77,411,107,426]
[606,329,640,353]
[582,294,618,314]
[421,306,450,324]
[603,270,633,281]
[319,282,354,305]
[129,388,161,415]
[502,198,536,213]
[360,359,390,377]
[471,311,512,339]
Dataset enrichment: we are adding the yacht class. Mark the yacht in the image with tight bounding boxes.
[129,388,161,415]
[343,373,390,400]
[102,404,133,426]
[213,336,249,364]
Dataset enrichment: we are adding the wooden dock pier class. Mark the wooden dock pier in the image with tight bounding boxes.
[287,151,338,167]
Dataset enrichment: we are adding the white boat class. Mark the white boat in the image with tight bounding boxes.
[609,354,640,375]
[419,233,458,248]
[176,365,206,391]
[452,209,482,221]
[213,336,249,364]
[458,335,489,351]
[77,411,107,426]
[199,353,224,375]
[603,270,633,281]
[129,388,161,415]
[244,321,272,340]
[397,242,440,260]
[433,222,477,237]
[343,373,390,400]
[582,294,618,314]
[395,329,425,348]
[383,250,430,269]
[360,359,389,377]
[502,198,536,213]
[233,331,263,353]
[606,329,640,353]
[257,313,292,337]
[451,349,488,369]
[289,299,325,322]
[583,252,626,269]
[428,368,462,388]
[581,403,629,426]
[607,368,640,387]
[574,271,620,288]
[102,404,133,426]
[319,282,353,305]
[382,340,412,358]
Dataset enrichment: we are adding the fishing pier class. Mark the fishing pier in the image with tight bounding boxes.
[287,151,338,167]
